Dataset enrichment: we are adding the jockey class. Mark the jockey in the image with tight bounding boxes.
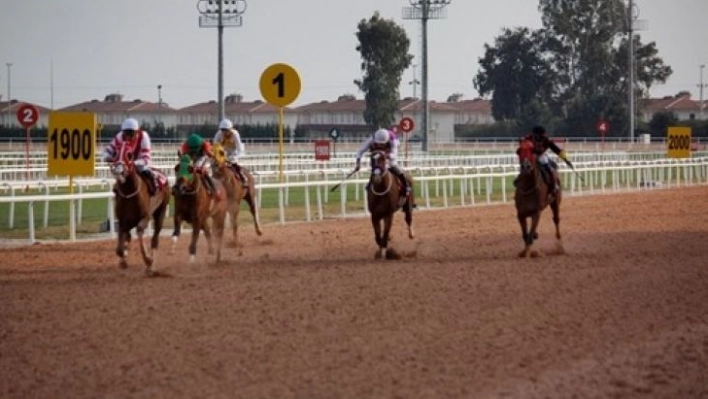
[212,118,248,188]
[179,133,220,199]
[101,117,157,195]
[354,127,410,198]
[520,125,568,193]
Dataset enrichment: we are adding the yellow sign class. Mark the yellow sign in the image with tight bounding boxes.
[47,112,97,176]
[259,63,301,107]
[666,126,691,159]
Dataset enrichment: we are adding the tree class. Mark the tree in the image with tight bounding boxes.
[474,27,554,127]
[355,12,413,129]
[474,0,672,136]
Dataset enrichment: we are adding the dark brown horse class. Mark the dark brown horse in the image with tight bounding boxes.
[171,154,229,263]
[211,143,263,248]
[110,152,170,276]
[367,149,415,260]
[514,139,564,258]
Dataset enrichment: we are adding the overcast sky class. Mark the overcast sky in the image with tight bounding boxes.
[1,0,706,110]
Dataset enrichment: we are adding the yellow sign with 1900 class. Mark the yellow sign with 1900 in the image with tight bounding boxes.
[666,126,691,159]
[48,112,97,176]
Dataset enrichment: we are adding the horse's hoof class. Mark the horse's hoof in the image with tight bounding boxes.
[385,249,401,260]
[189,255,197,263]
[530,250,541,258]
[533,232,539,239]
[119,259,128,269]
[374,250,383,260]
[518,249,528,258]
[255,228,263,236]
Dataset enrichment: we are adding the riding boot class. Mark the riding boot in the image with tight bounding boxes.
[140,169,157,195]
[204,174,223,201]
[544,164,556,193]
[235,164,248,188]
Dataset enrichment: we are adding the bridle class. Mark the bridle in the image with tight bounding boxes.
[111,161,142,199]
[369,150,393,196]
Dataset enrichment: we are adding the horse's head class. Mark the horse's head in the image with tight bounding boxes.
[370,150,388,184]
[110,143,138,183]
[516,139,537,175]
[173,154,197,195]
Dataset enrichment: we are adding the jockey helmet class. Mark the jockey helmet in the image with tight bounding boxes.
[121,118,139,132]
[186,134,204,152]
[531,125,546,137]
[373,128,390,144]
[219,118,234,130]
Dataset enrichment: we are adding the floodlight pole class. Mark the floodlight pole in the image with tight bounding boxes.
[6,63,11,129]
[198,0,247,122]
[699,64,706,120]
[627,0,635,143]
[157,84,163,134]
[403,0,451,152]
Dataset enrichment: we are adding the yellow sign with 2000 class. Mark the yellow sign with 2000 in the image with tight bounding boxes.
[666,126,691,159]
[47,112,97,176]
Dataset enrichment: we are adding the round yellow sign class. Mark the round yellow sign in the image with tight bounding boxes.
[259,63,301,107]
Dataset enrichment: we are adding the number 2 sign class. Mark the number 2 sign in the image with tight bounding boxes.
[16,104,40,128]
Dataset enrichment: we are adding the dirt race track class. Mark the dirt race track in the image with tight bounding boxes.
[1,186,707,399]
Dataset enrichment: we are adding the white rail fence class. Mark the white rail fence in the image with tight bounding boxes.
[1,158,707,244]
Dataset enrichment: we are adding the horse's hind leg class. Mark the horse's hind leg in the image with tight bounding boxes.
[404,208,415,239]
[245,190,263,236]
[551,200,565,254]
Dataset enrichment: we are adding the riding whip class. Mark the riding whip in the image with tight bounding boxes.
[562,158,584,183]
[330,170,358,192]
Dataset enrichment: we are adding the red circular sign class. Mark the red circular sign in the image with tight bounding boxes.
[596,120,609,136]
[399,117,415,133]
[16,104,40,128]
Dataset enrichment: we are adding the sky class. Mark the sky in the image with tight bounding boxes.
[1,0,706,110]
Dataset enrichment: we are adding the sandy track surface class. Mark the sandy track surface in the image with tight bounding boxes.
[1,186,707,398]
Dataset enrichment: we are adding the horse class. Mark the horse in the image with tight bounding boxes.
[367,149,415,260]
[210,143,263,248]
[514,138,564,258]
[171,154,229,263]
[109,150,170,276]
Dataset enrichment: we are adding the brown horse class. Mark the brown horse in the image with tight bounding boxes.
[514,139,564,258]
[367,149,415,260]
[171,154,229,263]
[210,143,263,248]
[110,153,170,276]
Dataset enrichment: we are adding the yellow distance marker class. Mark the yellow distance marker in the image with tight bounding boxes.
[666,126,691,159]
[259,63,301,182]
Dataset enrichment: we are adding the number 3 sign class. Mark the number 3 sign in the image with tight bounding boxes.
[16,103,40,128]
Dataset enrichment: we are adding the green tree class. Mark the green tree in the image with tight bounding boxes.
[354,12,413,129]
[474,0,672,137]
[474,27,555,128]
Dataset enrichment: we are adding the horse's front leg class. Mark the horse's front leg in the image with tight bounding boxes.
[202,218,214,255]
[116,230,129,269]
[171,213,182,255]
[382,214,400,260]
[371,216,384,259]
[518,214,532,258]
[229,204,240,249]
[189,220,201,263]
[527,213,542,258]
